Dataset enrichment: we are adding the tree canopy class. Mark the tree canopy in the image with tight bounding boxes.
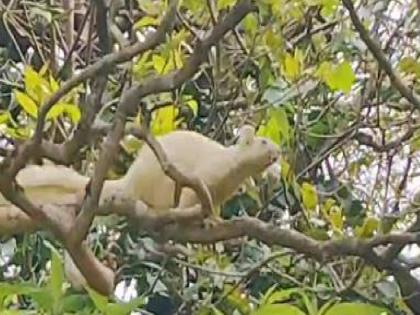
[1,0,420,314]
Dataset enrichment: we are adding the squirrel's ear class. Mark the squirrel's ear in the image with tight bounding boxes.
[237,125,255,146]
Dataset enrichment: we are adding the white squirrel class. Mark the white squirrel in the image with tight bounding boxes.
[0,124,280,291]
[123,125,280,215]
[1,125,280,216]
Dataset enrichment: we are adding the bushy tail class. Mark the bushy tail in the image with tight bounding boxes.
[0,164,90,205]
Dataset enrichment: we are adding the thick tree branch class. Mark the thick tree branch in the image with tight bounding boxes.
[4,193,420,281]
[5,185,420,301]
[342,0,420,110]
[354,128,414,153]
[0,194,114,295]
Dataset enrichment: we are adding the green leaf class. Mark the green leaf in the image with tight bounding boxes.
[320,0,338,17]
[243,14,258,36]
[329,206,343,232]
[181,0,205,13]
[316,61,356,94]
[257,107,290,145]
[300,182,318,211]
[263,28,283,54]
[133,51,153,78]
[252,304,306,315]
[30,290,54,312]
[324,302,391,315]
[0,282,41,297]
[217,0,236,10]
[49,247,64,301]
[63,104,81,123]
[332,62,356,94]
[223,284,251,314]
[137,0,165,15]
[410,131,420,152]
[14,90,38,118]
[49,75,60,93]
[355,217,379,238]
[105,296,145,315]
[263,288,301,305]
[62,294,91,313]
[400,56,420,78]
[86,287,108,312]
[134,16,160,30]
[4,126,32,139]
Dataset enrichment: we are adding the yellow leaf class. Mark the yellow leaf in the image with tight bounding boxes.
[63,104,81,123]
[282,49,303,81]
[355,217,379,238]
[46,104,64,120]
[300,182,318,211]
[46,103,81,124]
[280,158,291,182]
[39,62,50,76]
[184,96,198,116]
[14,90,38,118]
[174,48,184,69]
[0,111,10,124]
[322,198,336,212]
[329,205,343,232]
[151,105,178,135]
[23,66,50,104]
[217,0,236,10]
[49,75,60,93]
[152,55,168,74]
[134,16,160,30]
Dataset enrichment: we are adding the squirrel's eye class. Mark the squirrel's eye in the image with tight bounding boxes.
[262,139,267,145]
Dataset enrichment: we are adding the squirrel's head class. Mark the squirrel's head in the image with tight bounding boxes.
[236,125,281,172]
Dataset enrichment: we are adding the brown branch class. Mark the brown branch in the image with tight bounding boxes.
[0,191,114,295]
[5,187,420,301]
[354,128,414,153]
[7,194,420,263]
[70,115,126,244]
[63,0,75,77]
[342,0,420,110]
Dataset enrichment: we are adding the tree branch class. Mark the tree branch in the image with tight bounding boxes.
[342,0,420,111]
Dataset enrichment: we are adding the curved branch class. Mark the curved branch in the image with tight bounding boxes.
[342,0,420,110]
